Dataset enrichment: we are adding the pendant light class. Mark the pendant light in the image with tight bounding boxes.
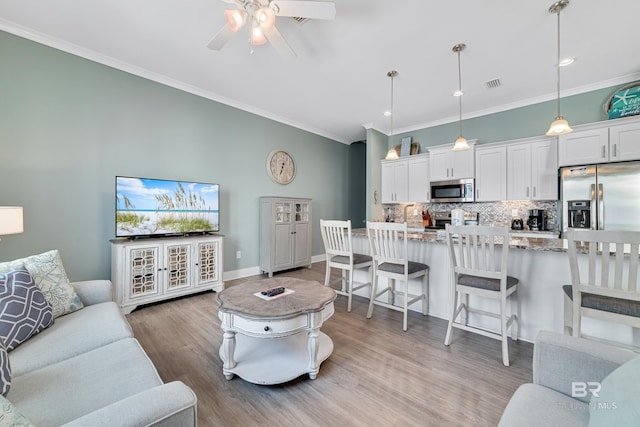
[385,70,399,160]
[546,0,573,136]
[452,43,470,151]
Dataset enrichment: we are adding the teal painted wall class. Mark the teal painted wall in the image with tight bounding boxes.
[367,82,636,220]
[0,31,353,281]
[390,86,619,150]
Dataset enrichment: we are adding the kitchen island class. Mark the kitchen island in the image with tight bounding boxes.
[350,228,639,347]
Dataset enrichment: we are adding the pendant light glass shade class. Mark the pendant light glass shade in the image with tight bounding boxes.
[546,116,572,135]
[452,43,469,151]
[385,148,399,160]
[546,0,573,136]
[452,136,469,151]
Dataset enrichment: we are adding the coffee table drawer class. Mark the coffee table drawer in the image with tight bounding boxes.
[231,314,309,335]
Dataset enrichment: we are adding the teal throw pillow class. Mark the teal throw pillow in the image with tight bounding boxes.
[0,250,84,318]
[0,394,36,426]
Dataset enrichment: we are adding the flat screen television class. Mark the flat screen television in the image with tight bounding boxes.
[115,176,220,238]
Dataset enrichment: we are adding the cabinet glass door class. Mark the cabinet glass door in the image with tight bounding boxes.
[295,202,309,222]
[275,201,292,223]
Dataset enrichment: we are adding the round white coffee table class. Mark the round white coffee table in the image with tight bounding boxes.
[216,277,336,385]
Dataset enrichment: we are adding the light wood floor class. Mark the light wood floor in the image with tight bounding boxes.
[126,263,533,427]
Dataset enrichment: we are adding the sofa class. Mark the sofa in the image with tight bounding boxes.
[499,331,640,427]
[0,250,197,426]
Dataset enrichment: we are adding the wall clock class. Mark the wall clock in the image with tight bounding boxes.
[266,150,296,185]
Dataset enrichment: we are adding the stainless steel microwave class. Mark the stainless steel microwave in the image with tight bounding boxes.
[430,178,475,203]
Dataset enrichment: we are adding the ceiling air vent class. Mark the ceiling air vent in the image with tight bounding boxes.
[291,17,309,25]
[485,78,502,89]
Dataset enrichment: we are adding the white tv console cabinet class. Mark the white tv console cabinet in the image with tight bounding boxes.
[110,234,224,314]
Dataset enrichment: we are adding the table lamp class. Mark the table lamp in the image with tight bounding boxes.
[0,207,24,243]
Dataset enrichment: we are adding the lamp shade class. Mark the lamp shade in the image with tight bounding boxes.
[0,207,24,236]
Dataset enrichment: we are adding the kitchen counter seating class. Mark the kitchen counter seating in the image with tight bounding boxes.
[0,251,197,426]
[350,227,640,347]
[354,227,575,252]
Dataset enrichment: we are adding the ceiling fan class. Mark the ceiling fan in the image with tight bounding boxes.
[207,0,336,58]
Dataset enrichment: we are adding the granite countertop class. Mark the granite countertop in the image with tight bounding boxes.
[352,227,568,252]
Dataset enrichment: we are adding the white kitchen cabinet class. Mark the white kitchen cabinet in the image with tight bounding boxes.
[558,117,640,166]
[407,154,430,202]
[558,128,609,166]
[380,158,408,203]
[111,235,224,314]
[475,145,506,201]
[507,138,558,200]
[428,141,475,181]
[609,121,640,161]
[259,197,312,277]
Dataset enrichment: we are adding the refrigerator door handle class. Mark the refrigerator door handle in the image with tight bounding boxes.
[598,183,604,230]
[590,183,597,230]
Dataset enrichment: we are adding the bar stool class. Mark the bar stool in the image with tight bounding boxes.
[320,219,372,312]
[444,224,519,366]
[366,221,429,331]
[564,229,640,347]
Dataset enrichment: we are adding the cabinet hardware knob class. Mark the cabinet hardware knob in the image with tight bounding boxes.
[264,326,270,332]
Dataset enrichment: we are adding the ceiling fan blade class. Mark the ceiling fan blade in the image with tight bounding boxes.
[271,1,336,20]
[263,25,297,59]
[207,24,235,50]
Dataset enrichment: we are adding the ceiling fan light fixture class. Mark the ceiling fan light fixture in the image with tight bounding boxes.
[224,9,247,32]
[250,23,267,45]
[256,7,276,30]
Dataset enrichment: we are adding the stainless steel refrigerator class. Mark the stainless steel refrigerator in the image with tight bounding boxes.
[560,160,640,236]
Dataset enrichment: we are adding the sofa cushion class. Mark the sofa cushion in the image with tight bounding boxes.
[498,383,589,427]
[0,250,84,318]
[0,268,54,351]
[8,338,164,427]
[0,339,10,397]
[10,301,133,377]
[589,355,640,426]
[0,394,35,426]
[22,250,84,318]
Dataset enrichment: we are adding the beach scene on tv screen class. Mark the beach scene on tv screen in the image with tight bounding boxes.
[116,177,219,237]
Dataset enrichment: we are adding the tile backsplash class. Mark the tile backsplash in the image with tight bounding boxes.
[382,200,558,231]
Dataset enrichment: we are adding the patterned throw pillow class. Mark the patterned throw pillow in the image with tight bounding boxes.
[0,267,54,351]
[0,394,36,427]
[9,250,83,318]
[0,339,10,397]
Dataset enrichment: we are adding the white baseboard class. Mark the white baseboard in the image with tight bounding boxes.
[222,254,326,282]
